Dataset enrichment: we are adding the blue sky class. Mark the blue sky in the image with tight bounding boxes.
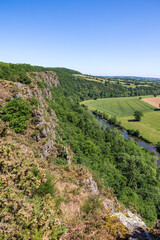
[0,0,160,77]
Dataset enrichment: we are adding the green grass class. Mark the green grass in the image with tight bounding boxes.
[119,111,160,144]
[81,95,160,144]
[81,96,155,117]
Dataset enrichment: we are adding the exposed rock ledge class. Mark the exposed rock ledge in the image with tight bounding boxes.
[102,199,152,239]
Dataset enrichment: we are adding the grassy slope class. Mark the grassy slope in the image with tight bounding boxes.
[82,95,160,144]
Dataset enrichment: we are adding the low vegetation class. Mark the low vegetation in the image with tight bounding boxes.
[0,142,65,239]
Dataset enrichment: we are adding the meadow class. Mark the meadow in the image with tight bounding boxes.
[81,96,160,144]
[119,111,160,144]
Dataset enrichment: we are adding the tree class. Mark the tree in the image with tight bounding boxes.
[134,111,143,121]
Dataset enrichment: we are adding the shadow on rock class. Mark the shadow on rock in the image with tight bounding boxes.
[130,227,152,240]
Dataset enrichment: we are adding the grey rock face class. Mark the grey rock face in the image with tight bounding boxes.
[14,93,24,98]
[102,199,115,213]
[112,210,152,239]
[112,210,146,232]
[102,199,152,240]
[43,88,52,99]
[41,139,54,158]
[15,82,22,89]
[83,176,99,195]
[33,90,44,106]
[25,87,32,98]
[32,71,60,87]
[32,110,44,125]
[36,135,41,142]
[40,127,50,138]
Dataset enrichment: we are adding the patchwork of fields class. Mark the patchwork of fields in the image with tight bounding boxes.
[82,96,155,117]
[81,96,160,144]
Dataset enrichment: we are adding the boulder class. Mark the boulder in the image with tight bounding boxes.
[112,210,146,232]
[14,93,24,99]
[41,139,54,158]
[112,210,152,240]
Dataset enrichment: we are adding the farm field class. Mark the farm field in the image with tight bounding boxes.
[142,97,160,109]
[81,96,155,117]
[81,95,160,144]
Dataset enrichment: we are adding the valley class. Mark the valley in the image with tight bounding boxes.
[0,62,160,239]
[81,95,160,144]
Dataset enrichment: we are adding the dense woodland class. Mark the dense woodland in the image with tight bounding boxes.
[1,62,160,226]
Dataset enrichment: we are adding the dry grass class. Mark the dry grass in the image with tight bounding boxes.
[142,96,160,109]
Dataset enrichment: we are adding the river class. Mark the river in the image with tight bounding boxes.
[95,115,160,167]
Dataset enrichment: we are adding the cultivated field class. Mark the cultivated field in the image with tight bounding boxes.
[82,96,155,117]
[81,95,160,144]
[142,97,160,109]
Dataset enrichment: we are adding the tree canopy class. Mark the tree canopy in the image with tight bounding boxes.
[134,111,143,121]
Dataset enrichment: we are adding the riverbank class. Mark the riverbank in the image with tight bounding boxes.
[95,114,160,167]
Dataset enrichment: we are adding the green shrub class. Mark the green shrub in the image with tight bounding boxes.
[30,96,40,106]
[0,97,32,133]
[17,73,31,84]
[52,157,68,165]
[81,196,101,214]
[37,81,44,89]
[47,107,52,115]
[35,172,55,197]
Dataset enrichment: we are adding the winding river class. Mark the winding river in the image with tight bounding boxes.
[95,115,160,167]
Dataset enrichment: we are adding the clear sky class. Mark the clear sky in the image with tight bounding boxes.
[0,0,160,77]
